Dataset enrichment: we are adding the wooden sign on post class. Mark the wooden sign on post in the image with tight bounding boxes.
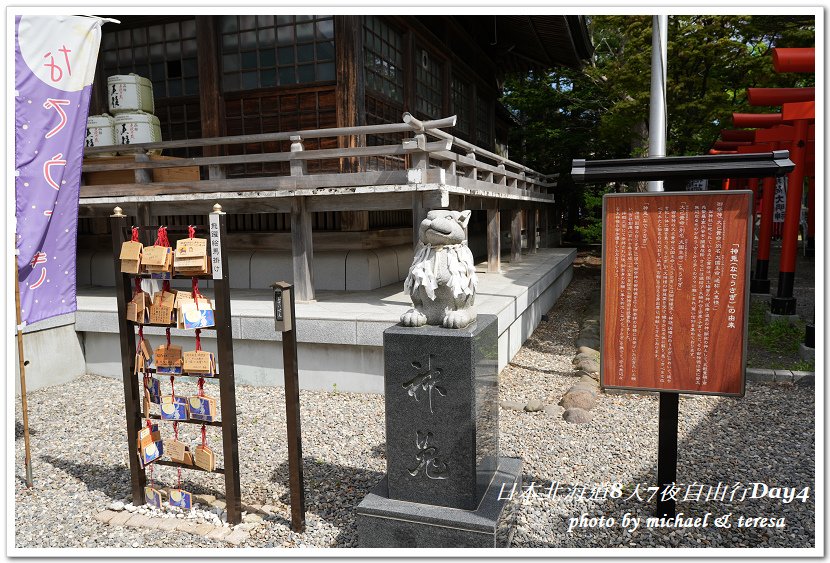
[601,191,752,396]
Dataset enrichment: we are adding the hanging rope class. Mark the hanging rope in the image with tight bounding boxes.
[170,375,175,399]
[162,279,171,294]
[131,226,140,242]
[136,324,144,355]
[201,424,207,448]
[166,327,171,348]
[134,276,142,298]
[194,328,202,351]
[188,225,196,239]
[198,376,205,397]
[191,277,202,305]
[155,226,169,247]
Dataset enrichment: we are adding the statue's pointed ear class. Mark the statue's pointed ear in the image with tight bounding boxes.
[458,210,471,228]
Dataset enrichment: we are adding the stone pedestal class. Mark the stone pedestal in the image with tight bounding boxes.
[356,457,522,548]
[357,315,520,547]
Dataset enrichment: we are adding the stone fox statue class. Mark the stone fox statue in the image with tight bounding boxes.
[401,209,478,328]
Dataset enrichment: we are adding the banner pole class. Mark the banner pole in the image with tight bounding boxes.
[14,258,33,488]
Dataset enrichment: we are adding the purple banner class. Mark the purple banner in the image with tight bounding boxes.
[15,15,103,325]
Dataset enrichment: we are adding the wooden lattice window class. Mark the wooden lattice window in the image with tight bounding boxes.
[219,15,335,92]
[476,94,493,149]
[363,16,404,103]
[102,19,199,99]
[100,18,200,157]
[415,46,442,119]
[451,75,471,136]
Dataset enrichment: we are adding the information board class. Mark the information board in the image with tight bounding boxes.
[601,191,752,396]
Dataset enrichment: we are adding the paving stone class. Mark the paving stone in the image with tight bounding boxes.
[499,400,525,411]
[194,523,215,536]
[194,494,216,506]
[524,398,544,412]
[242,513,263,524]
[774,370,794,382]
[206,527,231,541]
[224,530,250,545]
[93,510,117,524]
[108,511,132,527]
[749,368,775,382]
[213,499,227,510]
[124,514,150,528]
[157,518,180,532]
[143,518,164,530]
[577,346,600,355]
[235,522,259,532]
[175,521,198,534]
[259,504,274,515]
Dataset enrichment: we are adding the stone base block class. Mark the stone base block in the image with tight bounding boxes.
[356,457,521,548]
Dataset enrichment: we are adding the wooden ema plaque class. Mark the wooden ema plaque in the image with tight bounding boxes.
[601,191,752,396]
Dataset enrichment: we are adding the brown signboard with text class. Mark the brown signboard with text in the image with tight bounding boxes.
[601,191,752,396]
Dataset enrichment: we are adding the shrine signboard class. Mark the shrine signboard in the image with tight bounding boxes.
[601,191,752,396]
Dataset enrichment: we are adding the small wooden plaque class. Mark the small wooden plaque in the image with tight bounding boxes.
[183,350,215,374]
[176,238,207,258]
[194,445,215,472]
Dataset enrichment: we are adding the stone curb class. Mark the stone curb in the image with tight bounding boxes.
[746,368,815,384]
[92,497,272,545]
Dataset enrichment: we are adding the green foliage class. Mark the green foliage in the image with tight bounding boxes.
[501,15,815,232]
[790,359,815,372]
[746,301,811,370]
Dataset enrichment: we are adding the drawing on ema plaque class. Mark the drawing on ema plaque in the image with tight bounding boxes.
[600,190,752,396]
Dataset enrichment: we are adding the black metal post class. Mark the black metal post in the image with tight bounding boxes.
[656,392,679,518]
[277,283,306,532]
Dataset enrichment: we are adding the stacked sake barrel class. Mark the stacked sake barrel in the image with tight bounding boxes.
[86,73,162,155]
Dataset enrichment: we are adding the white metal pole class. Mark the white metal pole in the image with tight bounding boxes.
[647,15,668,192]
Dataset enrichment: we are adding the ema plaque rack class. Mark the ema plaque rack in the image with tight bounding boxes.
[110,206,243,525]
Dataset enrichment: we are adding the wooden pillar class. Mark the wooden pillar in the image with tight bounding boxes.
[527,208,537,254]
[539,206,550,248]
[334,15,365,162]
[412,193,428,249]
[487,208,501,273]
[291,197,315,302]
[411,139,429,248]
[510,209,522,263]
[196,16,226,180]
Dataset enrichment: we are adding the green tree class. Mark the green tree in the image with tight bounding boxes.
[502,15,815,241]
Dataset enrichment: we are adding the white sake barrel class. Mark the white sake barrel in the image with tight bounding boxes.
[85,113,117,157]
[113,111,162,155]
[107,73,155,114]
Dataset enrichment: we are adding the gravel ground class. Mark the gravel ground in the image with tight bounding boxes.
[14,261,815,550]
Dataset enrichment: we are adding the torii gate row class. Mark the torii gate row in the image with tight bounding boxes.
[728,46,815,314]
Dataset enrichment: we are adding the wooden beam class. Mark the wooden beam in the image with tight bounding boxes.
[79,228,412,253]
[510,208,522,264]
[487,208,501,273]
[291,197,315,302]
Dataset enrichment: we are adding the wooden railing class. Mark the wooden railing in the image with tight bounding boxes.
[81,113,557,202]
